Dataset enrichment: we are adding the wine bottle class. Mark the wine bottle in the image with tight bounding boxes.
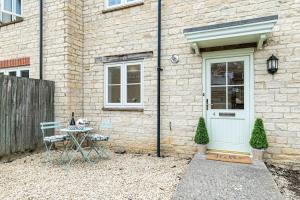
[70,112,76,126]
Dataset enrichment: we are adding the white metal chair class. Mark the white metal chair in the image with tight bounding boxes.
[40,122,69,164]
[86,122,112,160]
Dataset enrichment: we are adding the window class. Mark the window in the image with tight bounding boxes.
[0,0,22,23]
[104,62,143,108]
[20,69,29,78]
[210,61,244,110]
[9,71,16,76]
[0,68,30,78]
[106,0,141,8]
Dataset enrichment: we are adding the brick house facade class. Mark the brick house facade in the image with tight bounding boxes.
[1,0,300,166]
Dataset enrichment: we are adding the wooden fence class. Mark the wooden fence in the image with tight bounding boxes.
[0,75,55,157]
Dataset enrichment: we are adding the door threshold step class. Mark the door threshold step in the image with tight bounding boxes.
[207,149,250,156]
[206,152,252,164]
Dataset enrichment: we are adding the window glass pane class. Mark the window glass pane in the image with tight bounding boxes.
[228,61,244,85]
[127,0,137,3]
[127,84,141,103]
[0,72,4,76]
[211,62,226,85]
[16,0,21,15]
[107,66,121,104]
[108,0,121,6]
[20,70,29,78]
[228,86,244,109]
[4,0,12,12]
[108,67,120,84]
[211,87,226,109]
[127,64,140,84]
[2,13,12,23]
[108,85,121,103]
[9,71,16,76]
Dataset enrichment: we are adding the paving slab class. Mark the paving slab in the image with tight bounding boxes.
[173,154,283,200]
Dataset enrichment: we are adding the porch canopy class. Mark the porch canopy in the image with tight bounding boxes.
[183,15,278,54]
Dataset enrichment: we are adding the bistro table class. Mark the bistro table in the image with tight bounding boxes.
[60,127,93,164]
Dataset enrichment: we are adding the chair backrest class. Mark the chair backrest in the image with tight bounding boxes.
[40,122,60,138]
[100,122,112,129]
[99,122,112,135]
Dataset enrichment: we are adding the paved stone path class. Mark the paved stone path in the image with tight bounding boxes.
[173,154,283,200]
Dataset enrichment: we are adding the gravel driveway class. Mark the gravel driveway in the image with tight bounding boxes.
[0,153,188,200]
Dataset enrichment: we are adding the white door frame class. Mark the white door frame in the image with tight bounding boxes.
[202,48,255,153]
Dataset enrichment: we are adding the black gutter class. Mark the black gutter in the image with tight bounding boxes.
[157,0,162,157]
[39,0,43,80]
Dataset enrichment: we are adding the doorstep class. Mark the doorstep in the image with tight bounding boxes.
[206,151,252,164]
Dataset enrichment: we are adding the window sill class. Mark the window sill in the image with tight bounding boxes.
[102,107,144,112]
[0,18,23,28]
[102,1,144,13]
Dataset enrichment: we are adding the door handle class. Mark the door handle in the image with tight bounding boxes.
[206,99,213,110]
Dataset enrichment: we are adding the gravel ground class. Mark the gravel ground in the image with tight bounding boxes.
[0,152,189,200]
[267,164,300,200]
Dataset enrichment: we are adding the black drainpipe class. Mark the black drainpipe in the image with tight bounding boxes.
[39,0,43,80]
[157,0,162,157]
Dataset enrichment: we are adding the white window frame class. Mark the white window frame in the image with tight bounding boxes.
[105,0,142,9]
[0,67,30,78]
[104,61,144,108]
[1,0,22,20]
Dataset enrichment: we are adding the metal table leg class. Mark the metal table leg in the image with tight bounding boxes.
[67,131,91,165]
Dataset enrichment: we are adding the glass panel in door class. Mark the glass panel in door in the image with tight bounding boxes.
[228,86,244,109]
[227,61,244,85]
[211,62,226,85]
[210,61,244,110]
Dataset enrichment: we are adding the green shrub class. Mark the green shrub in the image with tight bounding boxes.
[194,117,209,145]
[249,118,268,149]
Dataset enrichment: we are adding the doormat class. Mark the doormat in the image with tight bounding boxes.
[206,153,252,164]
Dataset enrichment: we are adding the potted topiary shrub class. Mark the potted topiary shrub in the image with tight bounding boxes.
[194,117,209,154]
[249,118,269,160]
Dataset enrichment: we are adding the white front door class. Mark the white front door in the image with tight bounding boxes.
[206,56,251,153]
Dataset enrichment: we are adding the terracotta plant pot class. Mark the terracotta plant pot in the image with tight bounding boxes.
[252,148,265,160]
[197,144,207,154]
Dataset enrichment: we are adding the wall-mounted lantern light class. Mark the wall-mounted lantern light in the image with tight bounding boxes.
[267,55,279,75]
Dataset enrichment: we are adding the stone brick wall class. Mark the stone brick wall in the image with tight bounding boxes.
[0,0,39,78]
[1,0,299,164]
[43,0,84,122]
[82,0,300,164]
[253,0,300,165]
[0,0,84,123]
[83,0,158,154]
